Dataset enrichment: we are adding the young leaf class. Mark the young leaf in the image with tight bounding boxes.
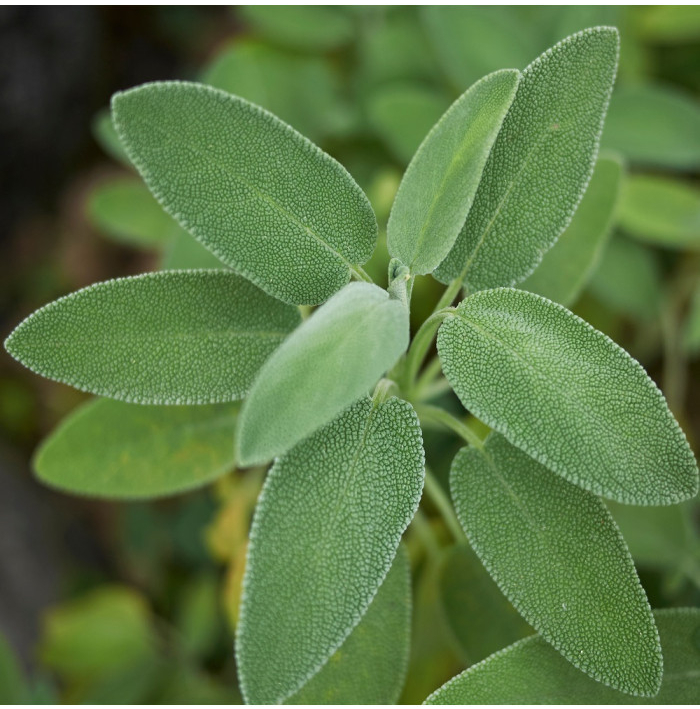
[5,271,301,405]
[387,69,520,276]
[449,434,662,697]
[435,27,619,291]
[437,288,699,505]
[425,608,699,704]
[286,545,411,705]
[160,231,228,271]
[617,174,700,250]
[520,155,622,306]
[91,108,130,166]
[237,282,409,466]
[112,81,377,305]
[438,544,532,665]
[34,398,238,499]
[236,397,424,704]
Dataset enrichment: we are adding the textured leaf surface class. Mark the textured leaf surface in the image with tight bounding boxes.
[521,156,621,306]
[34,398,238,498]
[236,397,424,704]
[286,545,411,705]
[449,434,661,696]
[602,83,700,169]
[387,70,519,275]
[112,81,377,305]
[237,282,409,465]
[426,609,700,704]
[435,28,619,291]
[437,288,698,504]
[618,174,700,249]
[5,271,301,405]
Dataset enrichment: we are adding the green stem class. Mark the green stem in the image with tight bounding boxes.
[410,507,441,558]
[350,264,374,283]
[413,355,443,400]
[403,308,454,392]
[434,276,464,312]
[372,377,399,404]
[423,467,465,543]
[415,403,485,450]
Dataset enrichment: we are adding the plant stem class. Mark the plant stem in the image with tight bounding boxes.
[423,467,464,543]
[434,276,464,312]
[402,307,454,392]
[415,403,485,450]
[350,264,374,283]
[410,507,441,558]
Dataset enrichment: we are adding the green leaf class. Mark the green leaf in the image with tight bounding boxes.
[91,108,130,166]
[448,434,662,696]
[617,174,700,250]
[34,398,238,499]
[435,27,619,291]
[437,288,699,504]
[237,282,409,466]
[387,70,520,275]
[425,608,700,704]
[367,85,452,164]
[238,5,354,52]
[0,632,27,704]
[635,5,700,43]
[683,283,700,356]
[438,544,532,665]
[236,396,424,704]
[88,176,181,248]
[520,155,622,306]
[286,544,412,704]
[5,271,301,405]
[601,83,700,170]
[160,230,227,270]
[112,81,377,305]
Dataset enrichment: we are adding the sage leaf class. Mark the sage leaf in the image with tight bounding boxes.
[91,108,130,166]
[449,434,662,696]
[112,81,377,305]
[426,608,699,704]
[387,69,520,276]
[286,545,411,705]
[617,174,700,250]
[438,545,532,665]
[435,27,619,291]
[520,155,622,306]
[5,271,301,405]
[236,397,424,704]
[237,282,409,466]
[160,231,228,271]
[34,398,238,499]
[437,288,699,504]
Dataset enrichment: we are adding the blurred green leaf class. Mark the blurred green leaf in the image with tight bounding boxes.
[683,282,700,356]
[0,632,27,703]
[91,108,130,166]
[160,230,227,270]
[635,5,700,43]
[175,575,222,659]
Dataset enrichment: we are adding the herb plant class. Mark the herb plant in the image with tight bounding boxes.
[5,27,699,704]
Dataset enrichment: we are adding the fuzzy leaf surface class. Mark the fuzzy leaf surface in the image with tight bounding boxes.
[34,398,238,498]
[435,28,619,291]
[237,282,409,465]
[286,545,412,705]
[437,288,699,504]
[387,69,519,275]
[426,609,699,704]
[236,397,424,704]
[5,271,300,405]
[449,434,661,696]
[112,81,377,305]
[520,156,621,306]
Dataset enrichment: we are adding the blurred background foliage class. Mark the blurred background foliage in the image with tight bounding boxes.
[1,5,699,704]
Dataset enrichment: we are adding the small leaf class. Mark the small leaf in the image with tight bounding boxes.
[602,83,700,170]
[5,271,301,404]
[437,288,699,504]
[435,27,619,291]
[438,544,532,665]
[286,545,412,705]
[160,230,228,270]
[91,108,130,166]
[520,155,622,306]
[34,398,238,499]
[617,174,700,250]
[387,69,520,275]
[448,434,662,696]
[236,397,424,704]
[237,282,409,466]
[112,81,377,305]
[425,608,700,704]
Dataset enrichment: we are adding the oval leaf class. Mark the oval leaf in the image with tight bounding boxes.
[437,288,699,504]
[236,396,424,704]
[34,398,238,498]
[387,69,520,275]
[237,282,409,465]
[5,271,301,405]
[449,434,662,696]
[112,81,377,305]
[286,545,412,705]
[435,27,619,291]
[426,608,699,704]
